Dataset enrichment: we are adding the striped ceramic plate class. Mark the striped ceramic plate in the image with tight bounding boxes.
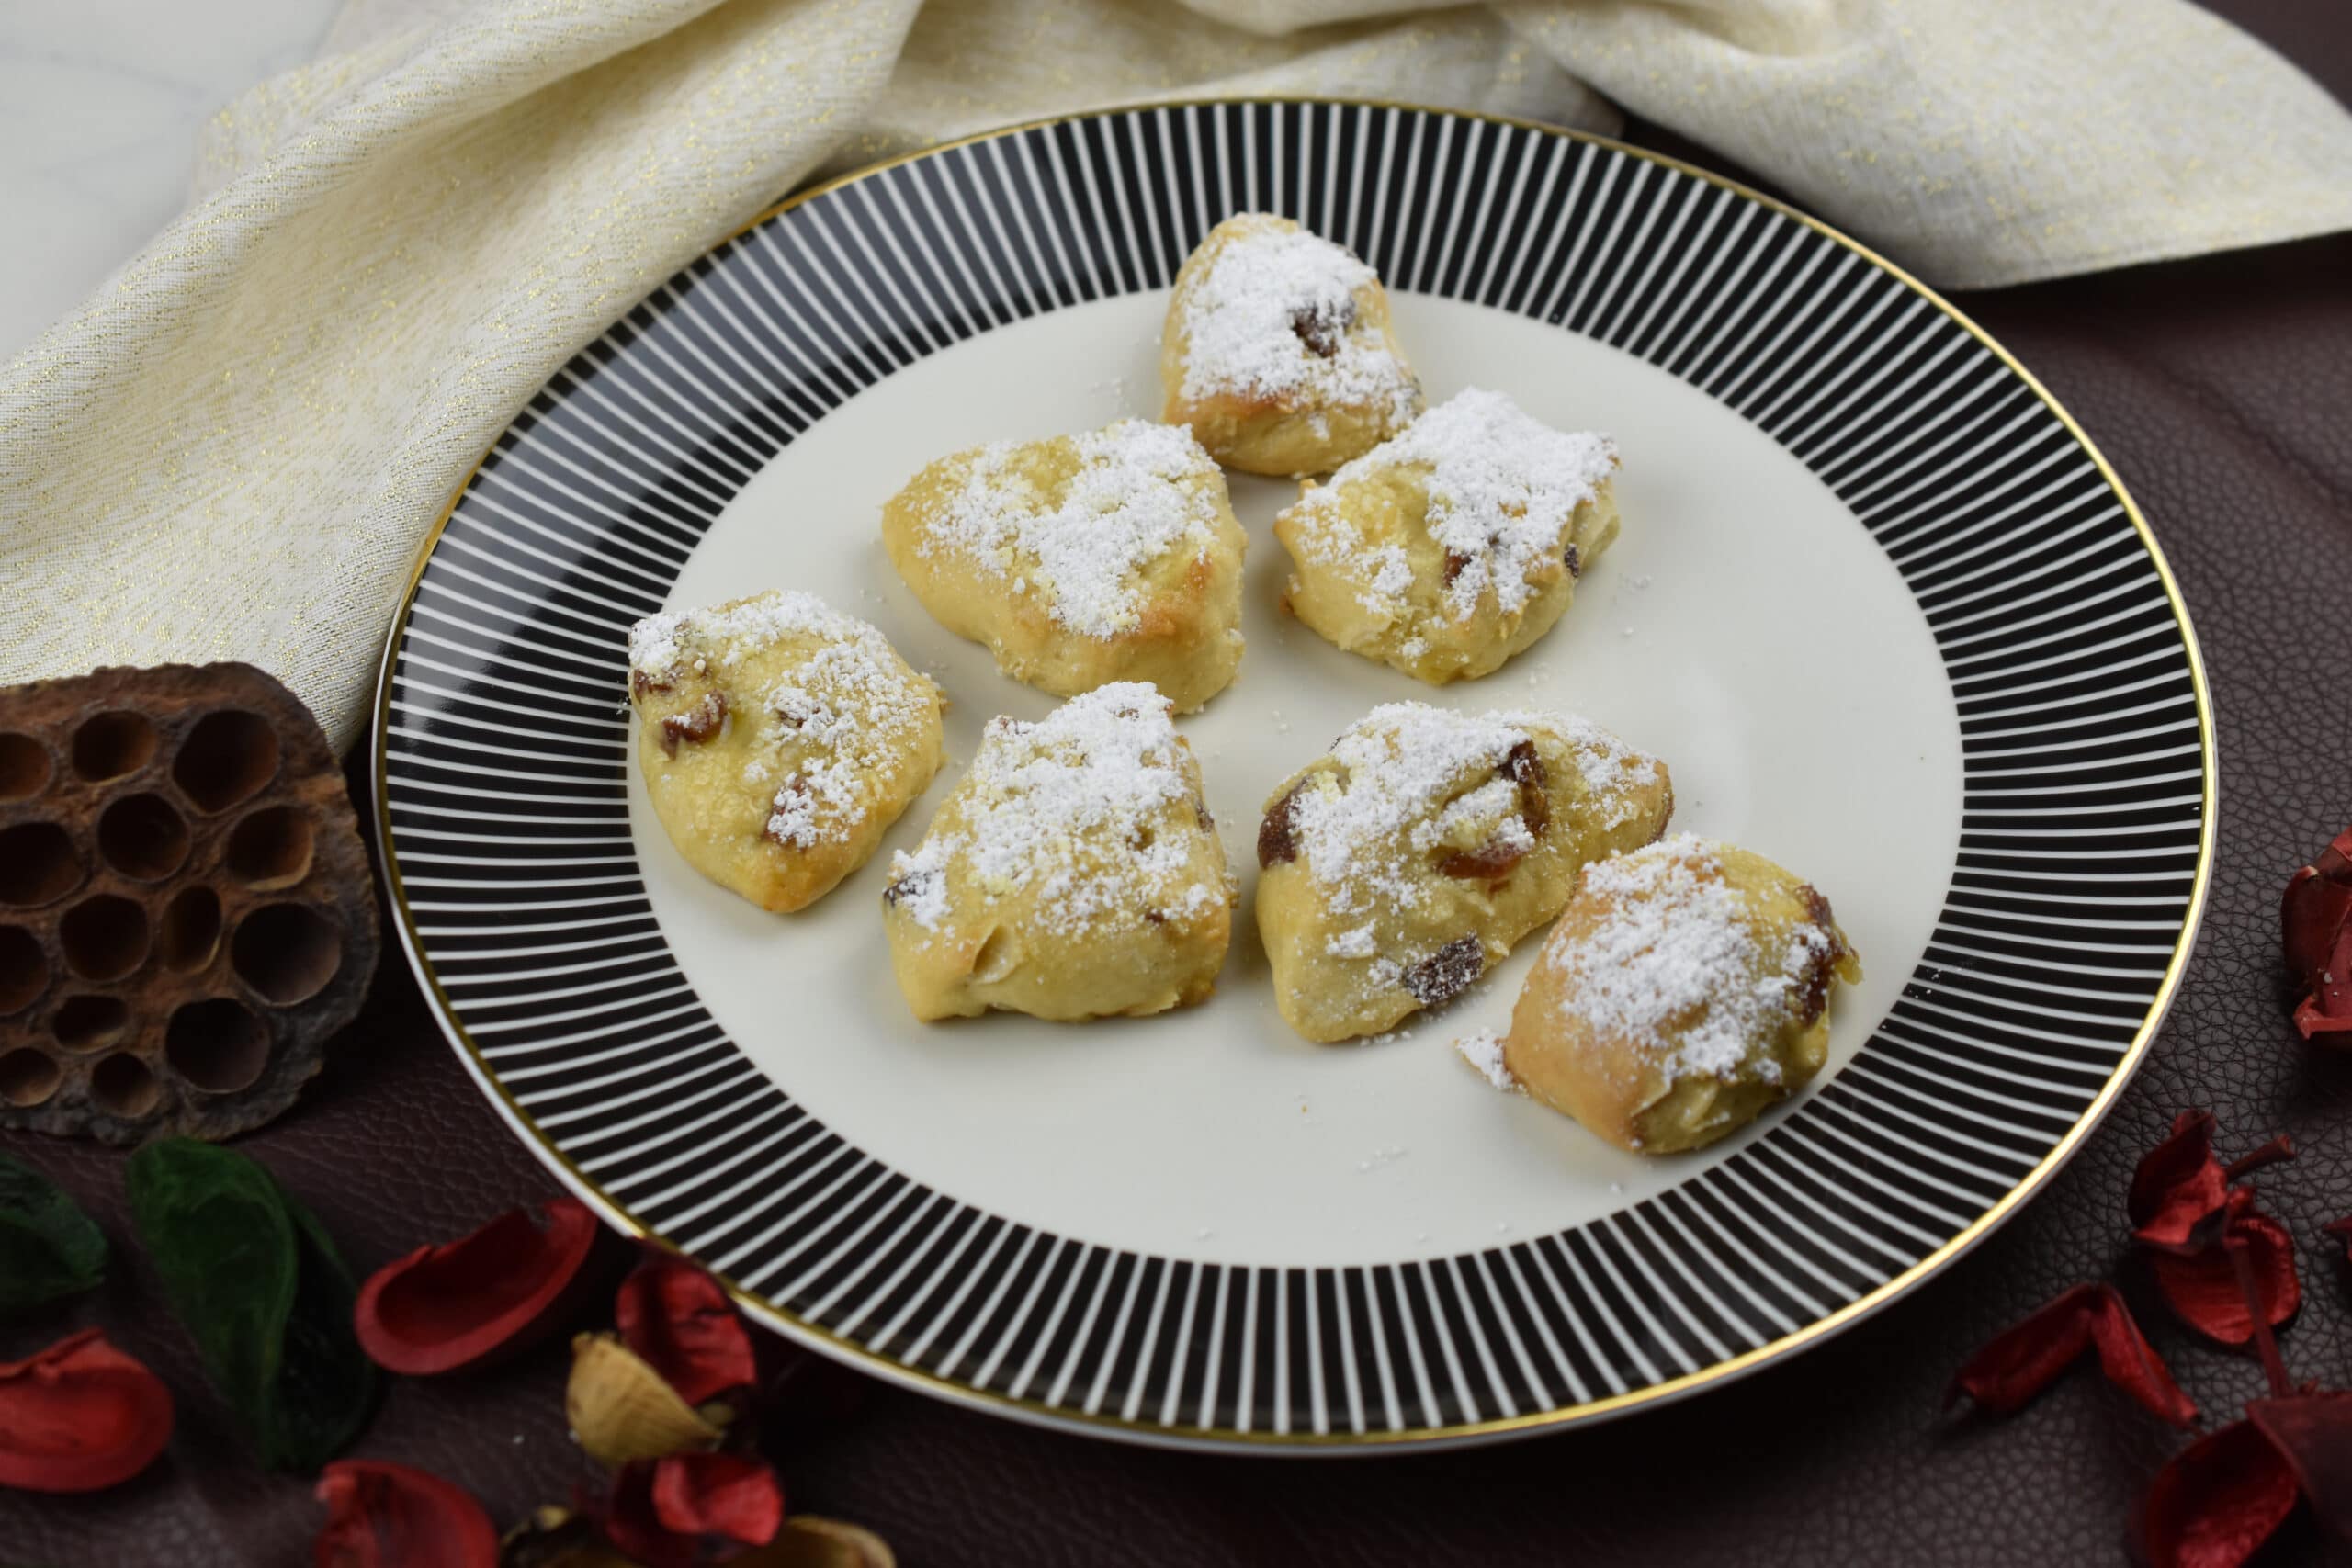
[374,100,2213,1450]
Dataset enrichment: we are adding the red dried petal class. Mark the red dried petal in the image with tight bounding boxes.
[2139,1419,2301,1568]
[2323,1215,2352,1260]
[2248,1392,2352,1543]
[2295,994,2352,1039]
[604,1452,784,1568]
[2150,1199,2301,1348]
[2287,832,2352,1043]
[2282,829,2352,984]
[1946,1282,2196,1427]
[0,1328,174,1494]
[2131,1111,2232,1254]
[2294,925,2352,1040]
[355,1197,605,1376]
[314,1461,499,1568]
[617,1254,756,1407]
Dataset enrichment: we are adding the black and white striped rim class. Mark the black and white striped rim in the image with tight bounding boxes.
[373,101,2214,1449]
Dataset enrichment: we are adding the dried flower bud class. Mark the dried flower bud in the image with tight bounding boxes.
[0,1328,174,1494]
[601,1451,783,1568]
[498,1506,634,1568]
[1947,1282,2195,1427]
[737,1517,898,1568]
[2148,1190,2301,1347]
[2137,1419,2300,1568]
[313,1460,498,1568]
[2283,826,2352,1042]
[355,1197,605,1376]
[616,1254,758,1409]
[565,1333,724,1470]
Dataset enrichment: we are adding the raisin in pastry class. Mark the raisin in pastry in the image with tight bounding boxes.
[1160,214,1421,477]
[882,683,1234,1022]
[1275,388,1620,684]
[628,591,945,912]
[882,420,1247,714]
[1255,703,1672,1043]
[1502,835,1860,1155]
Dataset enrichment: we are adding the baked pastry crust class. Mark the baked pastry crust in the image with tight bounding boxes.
[882,683,1235,1022]
[1255,704,1672,1043]
[628,591,945,913]
[881,420,1246,714]
[1275,388,1620,684]
[1503,835,1860,1155]
[1160,214,1422,476]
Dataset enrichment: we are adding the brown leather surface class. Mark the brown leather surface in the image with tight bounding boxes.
[6,4,2350,1562]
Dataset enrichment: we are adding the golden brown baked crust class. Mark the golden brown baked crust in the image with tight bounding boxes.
[1254,704,1672,1043]
[1275,388,1621,683]
[628,591,945,913]
[882,683,1235,1022]
[1160,214,1421,476]
[881,420,1246,713]
[1503,835,1861,1154]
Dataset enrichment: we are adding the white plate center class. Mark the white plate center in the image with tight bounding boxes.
[631,293,1962,1268]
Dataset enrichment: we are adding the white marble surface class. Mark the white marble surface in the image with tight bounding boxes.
[0,0,342,361]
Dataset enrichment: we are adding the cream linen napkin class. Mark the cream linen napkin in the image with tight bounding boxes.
[4,0,2349,750]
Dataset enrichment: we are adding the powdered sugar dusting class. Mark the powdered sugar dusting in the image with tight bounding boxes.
[920,420,1224,639]
[889,683,1230,937]
[628,591,938,852]
[1287,704,1657,915]
[1177,215,1418,423]
[1455,1028,1519,1093]
[1545,834,1834,1081]
[1290,388,1616,618]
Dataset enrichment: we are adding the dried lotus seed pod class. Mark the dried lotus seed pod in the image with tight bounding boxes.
[0,662,378,1144]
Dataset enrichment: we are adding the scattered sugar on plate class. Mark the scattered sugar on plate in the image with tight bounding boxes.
[1455,1027,1519,1093]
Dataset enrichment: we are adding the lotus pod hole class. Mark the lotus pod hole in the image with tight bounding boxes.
[225,805,313,890]
[98,793,191,881]
[71,711,157,782]
[0,1047,61,1108]
[232,903,340,1005]
[0,823,84,907]
[0,926,43,1013]
[173,710,278,813]
[52,995,129,1054]
[0,733,49,800]
[158,886,222,974]
[89,1052,160,1118]
[166,998,269,1093]
[60,896,149,983]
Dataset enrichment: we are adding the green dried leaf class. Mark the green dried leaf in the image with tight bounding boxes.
[126,1138,376,1471]
[0,1153,107,1316]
